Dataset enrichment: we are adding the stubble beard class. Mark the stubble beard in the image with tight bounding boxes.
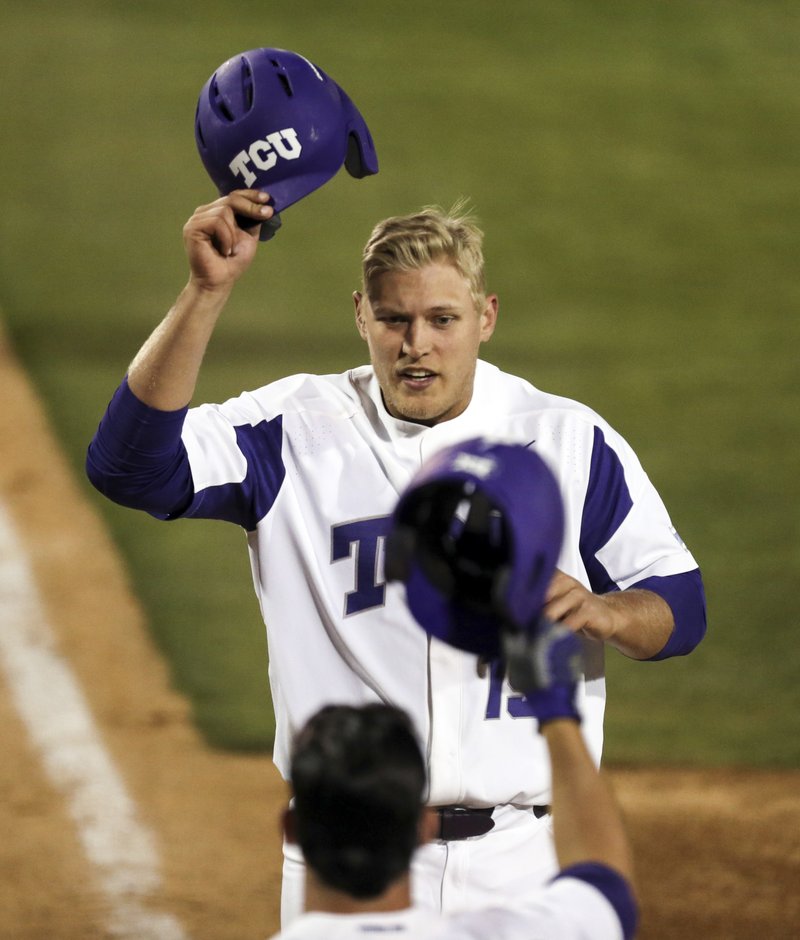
[382,376,470,427]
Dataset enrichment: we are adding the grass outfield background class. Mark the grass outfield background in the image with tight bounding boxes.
[2,0,798,765]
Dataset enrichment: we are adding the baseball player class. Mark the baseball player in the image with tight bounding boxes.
[277,699,636,940]
[86,48,705,926]
[270,440,637,939]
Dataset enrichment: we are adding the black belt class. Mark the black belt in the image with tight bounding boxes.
[435,804,551,841]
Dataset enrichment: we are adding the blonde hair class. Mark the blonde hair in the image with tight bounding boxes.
[361,201,487,310]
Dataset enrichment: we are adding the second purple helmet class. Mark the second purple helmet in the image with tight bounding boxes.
[195,47,378,238]
[385,438,565,658]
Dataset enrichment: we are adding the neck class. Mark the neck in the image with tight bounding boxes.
[304,871,413,915]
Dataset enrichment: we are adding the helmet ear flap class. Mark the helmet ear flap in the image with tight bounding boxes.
[340,88,379,178]
[345,134,367,177]
[344,129,378,178]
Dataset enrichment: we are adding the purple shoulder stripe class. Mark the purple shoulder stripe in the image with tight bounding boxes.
[182,417,285,531]
[554,862,638,940]
[580,426,633,593]
[578,426,706,659]
[86,379,287,530]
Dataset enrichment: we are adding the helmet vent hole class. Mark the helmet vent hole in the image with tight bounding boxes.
[270,58,294,97]
[210,78,235,123]
[241,59,255,111]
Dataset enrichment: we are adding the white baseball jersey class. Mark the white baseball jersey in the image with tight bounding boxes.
[269,870,631,940]
[171,358,700,804]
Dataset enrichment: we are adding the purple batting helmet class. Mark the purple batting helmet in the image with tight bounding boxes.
[194,47,378,239]
[385,438,564,658]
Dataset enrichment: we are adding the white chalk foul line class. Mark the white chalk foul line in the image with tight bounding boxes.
[0,501,189,940]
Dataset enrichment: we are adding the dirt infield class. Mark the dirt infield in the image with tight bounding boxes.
[1,326,798,939]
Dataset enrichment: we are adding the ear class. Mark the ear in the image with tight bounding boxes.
[479,293,499,342]
[353,291,369,341]
[282,805,298,845]
[418,806,440,846]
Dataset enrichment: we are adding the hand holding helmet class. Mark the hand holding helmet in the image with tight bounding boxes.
[386,438,583,726]
[194,47,378,241]
[501,618,582,724]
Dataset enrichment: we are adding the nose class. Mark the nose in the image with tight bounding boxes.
[402,320,431,359]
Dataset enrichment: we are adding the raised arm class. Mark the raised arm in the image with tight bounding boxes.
[502,622,638,937]
[543,718,634,880]
[503,622,635,883]
[128,189,274,410]
[86,189,275,516]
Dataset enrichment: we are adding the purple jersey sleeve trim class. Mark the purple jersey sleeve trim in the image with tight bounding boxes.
[554,862,638,940]
[181,417,285,531]
[86,379,287,530]
[583,562,706,660]
[578,426,706,659]
[580,426,634,594]
[637,569,707,659]
[85,378,193,519]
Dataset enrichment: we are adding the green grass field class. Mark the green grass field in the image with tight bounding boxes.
[2,0,798,764]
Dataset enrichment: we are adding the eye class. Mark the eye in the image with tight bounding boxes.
[434,315,456,327]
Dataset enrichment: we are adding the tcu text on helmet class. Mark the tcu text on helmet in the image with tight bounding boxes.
[228,128,303,187]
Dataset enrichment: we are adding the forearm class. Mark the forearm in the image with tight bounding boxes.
[543,719,634,883]
[601,587,674,660]
[125,188,271,409]
[545,571,675,660]
[127,279,232,410]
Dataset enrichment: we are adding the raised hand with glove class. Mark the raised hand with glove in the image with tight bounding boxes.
[385,437,638,936]
[386,437,584,725]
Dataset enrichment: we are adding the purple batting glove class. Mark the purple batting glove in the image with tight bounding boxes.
[502,618,583,725]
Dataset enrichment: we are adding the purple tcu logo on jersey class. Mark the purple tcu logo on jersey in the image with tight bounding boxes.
[228,128,303,187]
[331,517,391,616]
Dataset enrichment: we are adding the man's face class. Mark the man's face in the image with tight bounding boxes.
[354,262,498,426]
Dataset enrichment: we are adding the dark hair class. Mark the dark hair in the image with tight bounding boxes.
[290,704,427,898]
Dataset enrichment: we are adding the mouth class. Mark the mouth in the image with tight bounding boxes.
[397,368,438,390]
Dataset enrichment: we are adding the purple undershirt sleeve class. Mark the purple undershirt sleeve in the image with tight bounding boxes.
[635,569,707,659]
[85,378,194,519]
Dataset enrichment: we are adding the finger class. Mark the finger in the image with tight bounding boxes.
[228,188,273,202]
[543,585,587,626]
[209,218,236,257]
[187,203,241,255]
[544,605,586,635]
[543,591,573,622]
[201,212,239,257]
[545,569,573,603]
[189,192,271,232]
[226,193,273,241]
[543,600,576,628]
[225,189,275,223]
